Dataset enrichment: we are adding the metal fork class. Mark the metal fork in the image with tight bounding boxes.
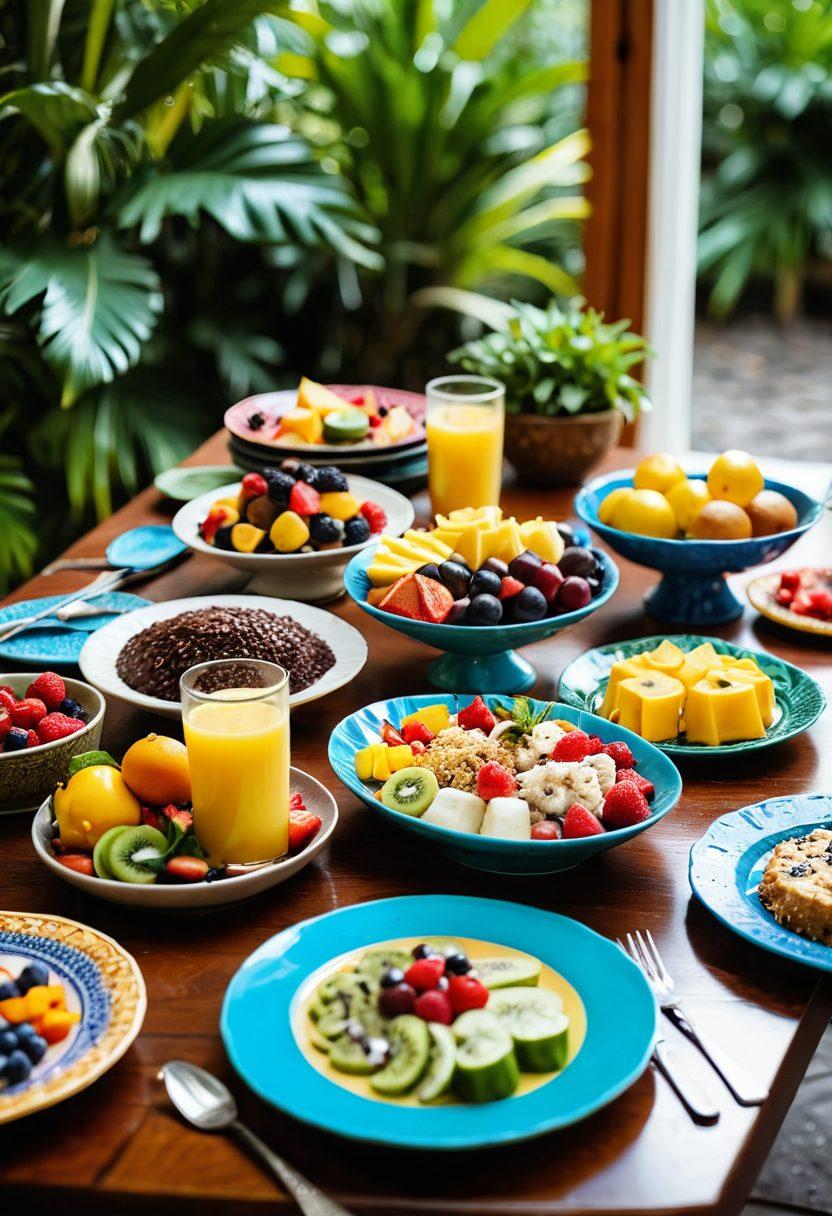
[624,930,768,1107]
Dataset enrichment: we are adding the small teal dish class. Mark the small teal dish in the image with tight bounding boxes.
[558,634,825,757]
[343,546,619,693]
[221,895,657,1149]
[575,470,822,626]
[328,695,682,874]
[0,593,150,666]
[690,793,832,973]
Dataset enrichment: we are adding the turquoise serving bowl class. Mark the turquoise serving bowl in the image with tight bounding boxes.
[575,470,822,626]
[221,894,657,1149]
[328,694,682,875]
[343,545,619,693]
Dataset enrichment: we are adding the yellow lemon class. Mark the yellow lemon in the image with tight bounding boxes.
[689,499,752,540]
[633,453,686,494]
[598,487,634,525]
[612,489,678,539]
[53,766,141,850]
[665,478,711,531]
[707,450,763,507]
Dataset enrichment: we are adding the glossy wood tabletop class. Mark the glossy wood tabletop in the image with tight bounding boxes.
[1,439,830,1216]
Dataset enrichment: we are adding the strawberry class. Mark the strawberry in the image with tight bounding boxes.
[414,989,453,1025]
[360,501,387,534]
[200,508,227,544]
[57,853,94,876]
[288,808,322,853]
[779,570,801,593]
[476,761,517,800]
[807,588,832,619]
[165,856,209,883]
[161,804,194,832]
[405,956,446,992]
[401,720,434,746]
[290,791,306,811]
[240,472,268,500]
[26,671,65,711]
[26,730,39,748]
[447,974,489,1015]
[36,713,85,744]
[140,806,164,831]
[288,480,320,516]
[562,803,604,838]
[0,708,11,739]
[0,689,16,714]
[586,734,605,755]
[369,414,381,428]
[603,741,635,770]
[498,576,525,600]
[603,782,650,829]
[551,730,593,762]
[616,769,655,800]
[11,697,47,729]
[531,819,562,840]
[381,719,407,747]
[456,695,496,734]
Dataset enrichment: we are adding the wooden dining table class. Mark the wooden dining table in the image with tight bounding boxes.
[1,438,830,1216]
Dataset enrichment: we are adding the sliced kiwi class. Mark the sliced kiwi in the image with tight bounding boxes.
[307,1022,332,1054]
[315,970,375,1007]
[380,767,439,817]
[486,987,569,1072]
[92,825,129,879]
[107,825,167,884]
[355,947,412,983]
[418,1022,456,1103]
[329,1033,384,1076]
[452,1010,519,1103]
[474,955,542,990]
[370,1015,430,1095]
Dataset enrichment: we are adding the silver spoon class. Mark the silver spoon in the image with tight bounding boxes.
[160,1060,353,1216]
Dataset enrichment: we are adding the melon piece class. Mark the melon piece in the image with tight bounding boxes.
[379,573,453,623]
[422,788,486,834]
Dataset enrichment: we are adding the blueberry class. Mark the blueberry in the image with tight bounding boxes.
[5,1049,32,1084]
[17,962,48,993]
[0,982,20,1001]
[0,1056,8,1079]
[412,943,433,959]
[444,952,472,975]
[465,593,503,625]
[438,561,471,600]
[57,697,85,721]
[213,525,235,551]
[205,868,225,883]
[247,411,266,431]
[309,513,344,546]
[469,569,502,599]
[0,1029,18,1054]
[313,465,349,493]
[295,462,317,485]
[267,470,296,507]
[20,1034,47,1065]
[379,967,405,989]
[417,562,442,582]
[3,728,28,752]
[15,1023,35,1039]
[344,516,371,546]
[513,586,547,622]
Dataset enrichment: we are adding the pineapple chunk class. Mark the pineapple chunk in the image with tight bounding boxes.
[403,530,453,559]
[367,557,418,588]
[371,744,392,781]
[354,745,375,781]
[278,408,323,444]
[297,377,352,415]
[518,518,564,564]
[489,518,525,564]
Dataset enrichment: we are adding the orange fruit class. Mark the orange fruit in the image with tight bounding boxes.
[707,450,763,507]
[121,734,191,806]
[689,500,752,540]
[633,453,686,494]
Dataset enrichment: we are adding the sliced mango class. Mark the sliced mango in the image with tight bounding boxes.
[297,377,352,415]
[598,656,651,720]
[320,491,361,521]
[401,703,451,734]
[518,518,564,564]
[684,670,765,746]
[277,407,324,444]
[355,745,375,781]
[615,672,685,742]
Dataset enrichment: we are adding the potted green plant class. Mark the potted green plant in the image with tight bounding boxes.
[448,300,652,486]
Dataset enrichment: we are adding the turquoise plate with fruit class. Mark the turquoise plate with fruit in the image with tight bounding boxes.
[343,546,619,694]
[557,635,825,757]
[328,695,682,875]
[221,895,657,1149]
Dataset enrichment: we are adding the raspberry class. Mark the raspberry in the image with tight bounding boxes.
[0,709,10,739]
[3,727,29,752]
[616,769,655,800]
[25,671,66,710]
[457,695,496,734]
[11,698,47,729]
[360,500,387,534]
[26,730,39,748]
[240,472,268,500]
[498,576,525,600]
[603,741,635,770]
[603,782,650,829]
[779,570,801,593]
[289,480,321,516]
[414,989,453,1024]
[551,730,593,762]
[447,974,489,1015]
[807,588,832,619]
[562,803,604,839]
[0,689,17,714]
[476,761,517,801]
[36,713,85,745]
[404,956,446,992]
[401,720,434,746]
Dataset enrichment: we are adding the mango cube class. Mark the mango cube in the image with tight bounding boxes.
[278,407,323,444]
[718,660,775,727]
[297,377,352,415]
[643,639,685,675]
[354,745,375,781]
[490,518,525,564]
[387,744,415,772]
[677,642,722,691]
[518,518,564,564]
[319,491,360,521]
[598,656,651,720]
[615,672,685,742]
[401,703,450,734]
[684,670,766,746]
[371,744,392,781]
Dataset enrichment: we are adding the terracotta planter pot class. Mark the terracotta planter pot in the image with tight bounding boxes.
[503,409,623,487]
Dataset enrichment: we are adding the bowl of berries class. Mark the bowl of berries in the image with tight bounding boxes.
[173,463,415,602]
[748,568,832,638]
[344,508,618,693]
[0,672,104,814]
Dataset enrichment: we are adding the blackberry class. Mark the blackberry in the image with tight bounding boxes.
[295,462,317,484]
[267,470,296,507]
[309,513,344,546]
[344,516,371,546]
[313,465,349,493]
[213,525,235,551]
[247,411,266,430]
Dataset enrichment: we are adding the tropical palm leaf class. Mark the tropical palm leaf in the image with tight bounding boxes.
[0,456,37,596]
[0,83,100,153]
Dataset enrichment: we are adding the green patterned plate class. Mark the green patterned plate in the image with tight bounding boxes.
[558,634,826,757]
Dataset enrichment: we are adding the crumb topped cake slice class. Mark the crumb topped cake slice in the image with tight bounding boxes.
[759,829,832,945]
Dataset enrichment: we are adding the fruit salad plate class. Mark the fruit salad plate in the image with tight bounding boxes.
[328,695,682,874]
[558,635,825,757]
[689,793,832,973]
[221,895,656,1149]
[748,570,832,639]
[0,911,145,1123]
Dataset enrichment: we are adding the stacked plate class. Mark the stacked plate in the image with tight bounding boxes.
[225,384,428,493]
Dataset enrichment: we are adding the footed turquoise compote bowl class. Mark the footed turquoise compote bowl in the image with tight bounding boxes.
[575,470,822,627]
[343,545,619,693]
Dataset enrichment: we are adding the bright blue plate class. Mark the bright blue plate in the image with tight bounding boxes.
[328,695,682,874]
[221,895,657,1149]
[689,793,832,973]
[0,593,150,666]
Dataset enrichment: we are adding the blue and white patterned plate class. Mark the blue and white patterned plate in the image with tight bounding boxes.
[689,793,832,973]
[0,912,146,1123]
[0,593,150,666]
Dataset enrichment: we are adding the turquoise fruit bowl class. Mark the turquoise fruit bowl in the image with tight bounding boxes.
[328,694,682,875]
[343,546,619,694]
[575,470,822,627]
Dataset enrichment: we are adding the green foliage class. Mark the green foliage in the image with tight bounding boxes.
[699,0,832,316]
[0,457,37,597]
[448,299,652,422]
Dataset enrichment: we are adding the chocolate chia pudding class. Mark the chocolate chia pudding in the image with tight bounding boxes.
[116,607,336,701]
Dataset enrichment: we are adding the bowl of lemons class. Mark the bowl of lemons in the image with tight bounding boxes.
[575,450,823,626]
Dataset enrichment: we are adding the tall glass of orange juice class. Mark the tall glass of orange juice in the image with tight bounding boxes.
[180,659,289,866]
[425,375,505,517]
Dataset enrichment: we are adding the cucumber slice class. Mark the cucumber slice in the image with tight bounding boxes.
[323,408,370,442]
[329,1033,382,1076]
[486,987,570,1072]
[452,1009,519,1102]
[370,1015,430,1095]
[418,1023,456,1103]
[474,956,542,989]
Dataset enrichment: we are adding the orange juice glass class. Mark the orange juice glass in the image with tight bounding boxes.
[180,659,289,866]
[425,375,505,517]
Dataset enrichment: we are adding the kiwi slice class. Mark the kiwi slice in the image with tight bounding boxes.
[452,1010,519,1103]
[370,1015,430,1096]
[92,825,129,879]
[418,1022,456,1103]
[107,825,167,884]
[380,767,439,817]
[486,987,569,1072]
[329,1033,383,1077]
[307,1022,332,1054]
[355,947,412,983]
[323,408,370,442]
[475,956,542,990]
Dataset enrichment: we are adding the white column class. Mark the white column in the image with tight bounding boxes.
[640,0,705,452]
